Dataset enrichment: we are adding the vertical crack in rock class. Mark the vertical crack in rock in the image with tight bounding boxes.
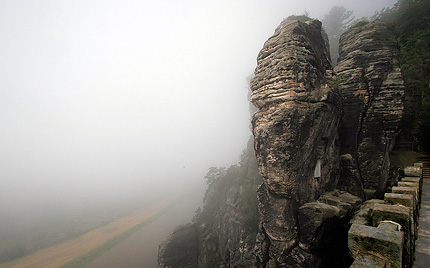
[251,18,341,267]
[335,20,405,199]
[355,65,372,188]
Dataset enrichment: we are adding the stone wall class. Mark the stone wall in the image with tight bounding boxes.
[348,163,423,268]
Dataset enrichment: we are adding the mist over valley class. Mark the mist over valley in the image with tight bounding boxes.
[0,0,405,267]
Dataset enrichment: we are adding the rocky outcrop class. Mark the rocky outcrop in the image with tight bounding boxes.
[335,20,405,199]
[250,18,404,267]
[297,191,362,267]
[250,18,343,267]
[158,223,199,268]
[158,17,406,268]
[158,139,262,268]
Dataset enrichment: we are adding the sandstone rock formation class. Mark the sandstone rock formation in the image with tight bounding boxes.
[250,18,404,267]
[335,20,405,199]
[158,223,199,268]
[250,18,342,267]
[158,18,406,268]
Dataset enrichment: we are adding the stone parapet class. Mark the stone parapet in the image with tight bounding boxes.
[392,187,418,206]
[384,193,414,209]
[404,166,421,177]
[348,163,423,268]
[402,177,423,204]
[349,252,388,268]
[349,223,403,268]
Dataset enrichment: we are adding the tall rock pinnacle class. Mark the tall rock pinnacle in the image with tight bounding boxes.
[251,18,342,267]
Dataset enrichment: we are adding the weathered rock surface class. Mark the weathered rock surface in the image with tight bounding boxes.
[348,223,404,268]
[251,17,342,267]
[251,18,340,200]
[335,20,405,198]
[250,18,406,267]
[349,253,388,268]
[298,201,340,251]
[158,223,199,268]
[297,191,361,267]
[158,17,407,268]
[337,154,365,199]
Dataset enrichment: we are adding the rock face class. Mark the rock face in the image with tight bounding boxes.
[158,139,262,268]
[158,223,199,268]
[335,20,405,198]
[250,18,404,267]
[250,18,343,267]
[158,18,406,268]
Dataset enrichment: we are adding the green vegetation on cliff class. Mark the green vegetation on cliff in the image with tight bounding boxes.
[376,0,430,153]
[195,138,261,267]
[159,138,262,268]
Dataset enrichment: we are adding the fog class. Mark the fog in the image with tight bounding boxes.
[0,0,396,251]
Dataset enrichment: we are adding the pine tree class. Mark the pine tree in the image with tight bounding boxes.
[322,6,355,65]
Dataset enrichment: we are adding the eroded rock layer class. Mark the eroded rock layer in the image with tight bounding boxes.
[250,18,342,267]
[335,20,405,198]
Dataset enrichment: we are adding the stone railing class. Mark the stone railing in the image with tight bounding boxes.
[348,163,423,268]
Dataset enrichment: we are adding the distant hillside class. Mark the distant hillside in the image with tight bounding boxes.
[158,138,262,267]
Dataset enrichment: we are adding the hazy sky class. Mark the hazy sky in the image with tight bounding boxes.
[0,0,397,211]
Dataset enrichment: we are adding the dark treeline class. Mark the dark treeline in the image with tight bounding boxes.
[374,0,430,153]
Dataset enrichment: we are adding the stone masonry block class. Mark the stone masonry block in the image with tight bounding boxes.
[398,181,419,189]
[384,193,417,236]
[371,203,411,236]
[318,190,362,218]
[392,186,418,205]
[348,223,403,268]
[350,253,388,268]
[371,203,413,267]
[397,182,421,208]
[401,177,422,204]
[350,200,384,226]
[384,193,415,209]
[404,166,421,177]
[402,177,420,183]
